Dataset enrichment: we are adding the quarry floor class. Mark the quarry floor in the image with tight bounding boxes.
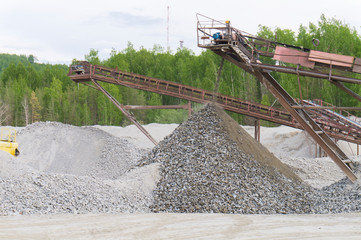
[1,213,361,239]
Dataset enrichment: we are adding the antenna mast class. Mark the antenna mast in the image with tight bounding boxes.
[167,6,170,52]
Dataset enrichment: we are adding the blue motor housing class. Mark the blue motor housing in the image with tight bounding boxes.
[213,32,223,40]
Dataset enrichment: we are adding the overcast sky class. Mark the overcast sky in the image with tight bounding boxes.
[1,0,361,64]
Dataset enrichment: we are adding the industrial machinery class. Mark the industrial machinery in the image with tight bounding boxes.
[68,61,361,146]
[0,128,20,156]
[196,14,361,182]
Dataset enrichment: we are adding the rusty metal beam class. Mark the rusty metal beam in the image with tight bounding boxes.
[122,104,190,110]
[292,106,361,110]
[187,101,192,117]
[90,79,158,146]
[329,80,361,103]
[251,63,361,85]
[77,81,98,90]
[254,119,260,142]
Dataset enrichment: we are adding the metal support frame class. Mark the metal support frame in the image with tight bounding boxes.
[250,63,361,104]
[196,16,358,181]
[329,80,361,103]
[121,104,190,111]
[123,104,193,117]
[69,63,361,144]
[187,101,192,117]
[254,119,260,142]
[292,106,361,110]
[90,79,158,145]
[296,64,303,103]
[255,64,357,182]
[122,103,193,117]
[79,81,192,115]
[250,63,361,84]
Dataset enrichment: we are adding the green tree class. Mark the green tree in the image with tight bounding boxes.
[85,49,101,65]
[30,91,42,123]
[43,77,63,121]
[28,54,37,64]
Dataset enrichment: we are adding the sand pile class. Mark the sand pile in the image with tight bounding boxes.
[259,128,317,158]
[141,104,318,214]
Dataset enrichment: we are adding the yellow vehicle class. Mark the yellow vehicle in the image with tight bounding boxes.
[0,128,20,156]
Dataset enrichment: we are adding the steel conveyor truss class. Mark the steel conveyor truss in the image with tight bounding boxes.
[196,14,361,181]
[68,61,361,145]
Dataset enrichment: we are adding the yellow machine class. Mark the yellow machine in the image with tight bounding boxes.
[0,128,20,156]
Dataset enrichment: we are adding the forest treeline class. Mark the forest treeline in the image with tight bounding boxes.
[1,15,361,127]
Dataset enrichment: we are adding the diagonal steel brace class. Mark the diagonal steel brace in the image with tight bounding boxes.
[90,79,158,145]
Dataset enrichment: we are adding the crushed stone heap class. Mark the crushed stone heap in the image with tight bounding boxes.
[0,122,157,216]
[314,166,361,213]
[17,122,148,179]
[142,104,318,214]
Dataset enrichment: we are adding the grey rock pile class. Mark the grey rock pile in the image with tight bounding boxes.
[0,122,155,216]
[141,104,319,214]
[17,122,147,179]
[143,104,361,214]
[0,171,146,215]
[314,164,361,213]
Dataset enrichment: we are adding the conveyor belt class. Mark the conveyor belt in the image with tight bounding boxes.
[68,63,361,145]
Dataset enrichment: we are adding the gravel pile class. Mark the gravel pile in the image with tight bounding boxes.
[0,166,155,215]
[141,104,318,214]
[314,164,361,213]
[0,122,156,216]
[142,104,361,214]
[17,122,148,179]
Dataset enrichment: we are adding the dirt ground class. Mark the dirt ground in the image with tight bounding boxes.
[1,213,361,239]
